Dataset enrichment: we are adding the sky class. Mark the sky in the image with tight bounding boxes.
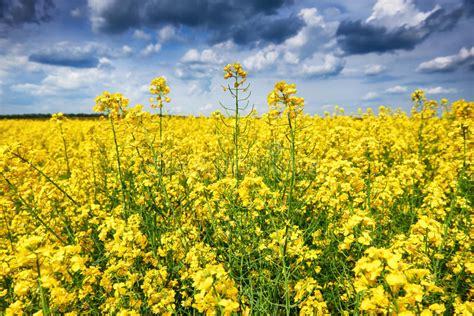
[0,0,473,115]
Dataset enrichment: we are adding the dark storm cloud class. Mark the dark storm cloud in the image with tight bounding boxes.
[28,43,109,68]
[464,0,474,16]
[88,0,301,46]
[336,3,468,55]
[29,53,99,68]
[0,0,54,25]
[89,0,141,34]
[336,21,423,54]
[217,15,304,46]
[250,0,288,14]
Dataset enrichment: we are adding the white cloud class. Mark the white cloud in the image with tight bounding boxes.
[70,8,82,18]
[198,50,218,64]
[365,64,386,76]
[417,47,474,73]
[0,47,61,79]
[133,29,151,41]
[385,85,408,94]
[175,61,218,94]
[363,92,379,101]
[299,7,325,28]
[188,83,202,95]
[98,57,113,69]
[158,25,176,42]
[181,49,199,63]
[139,84,149,93]
[199,103,215,112]
[340,67,358,75]
[11,83,56,96]
[44,68,109,90]
[283,7,335,56]
[424,86,458,94]
[141,43,161,56]
[322,38,339,50]
[88,0,118,32]
[205,7,340,77]
[171,105,183,114]
[122,45,133,56]
[283,51,299,64]
[243,48,279,71]
[11,68,110,96]
[0,55,30,78]
[240,7,340,75]
[181,48,221,64]
[275,7,326,53]
[213,40,235,51]
[175,42,236,94]
[285,30,307,49]
[366,0,440,29]
[300,54,345,78]
[1,41,168,113]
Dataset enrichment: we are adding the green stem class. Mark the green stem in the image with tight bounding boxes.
[1,172,68,245]
[282,108,297,315]
[159,106,164,174]
[418,111,424,158]
[9,152,79,206]
[110,116,127,209]
[59,124,71,177]
[36,254,51,316]
[234,75,240,186]
[366,152,372,210]
[1,205,14,252]
[288,112,296,214]
[461,124,467,171]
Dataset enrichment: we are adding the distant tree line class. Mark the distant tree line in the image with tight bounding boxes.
[1,113,193,120]
[0,113,102,120]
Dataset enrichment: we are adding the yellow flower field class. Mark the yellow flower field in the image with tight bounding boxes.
[0,70,473,315]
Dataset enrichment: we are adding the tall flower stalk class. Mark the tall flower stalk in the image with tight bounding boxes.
[268,81,304,215]
[267,80,305,315]
[149,76,171,174]
[220,63,251,185]
[94,91,129,209]
[51,112,71,177]
[411,89,438,159]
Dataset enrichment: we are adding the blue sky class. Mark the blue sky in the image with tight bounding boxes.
[0,0,473,115]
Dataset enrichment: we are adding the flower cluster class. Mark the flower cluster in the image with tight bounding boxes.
[94,91,129,119]
[50,112,67,123]
[149,76,171,109]
[223,63,247,88]
[267,80,304,119]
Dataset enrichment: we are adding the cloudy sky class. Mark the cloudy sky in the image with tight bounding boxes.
[1,0,473,115]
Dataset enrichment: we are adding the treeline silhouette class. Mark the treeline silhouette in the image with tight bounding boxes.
[1,113,191,120]
[0,113,103,120]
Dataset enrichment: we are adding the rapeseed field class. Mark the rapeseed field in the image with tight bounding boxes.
[1,65,472,315]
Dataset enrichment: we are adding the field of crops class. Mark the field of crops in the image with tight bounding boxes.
[0,68,473,315]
